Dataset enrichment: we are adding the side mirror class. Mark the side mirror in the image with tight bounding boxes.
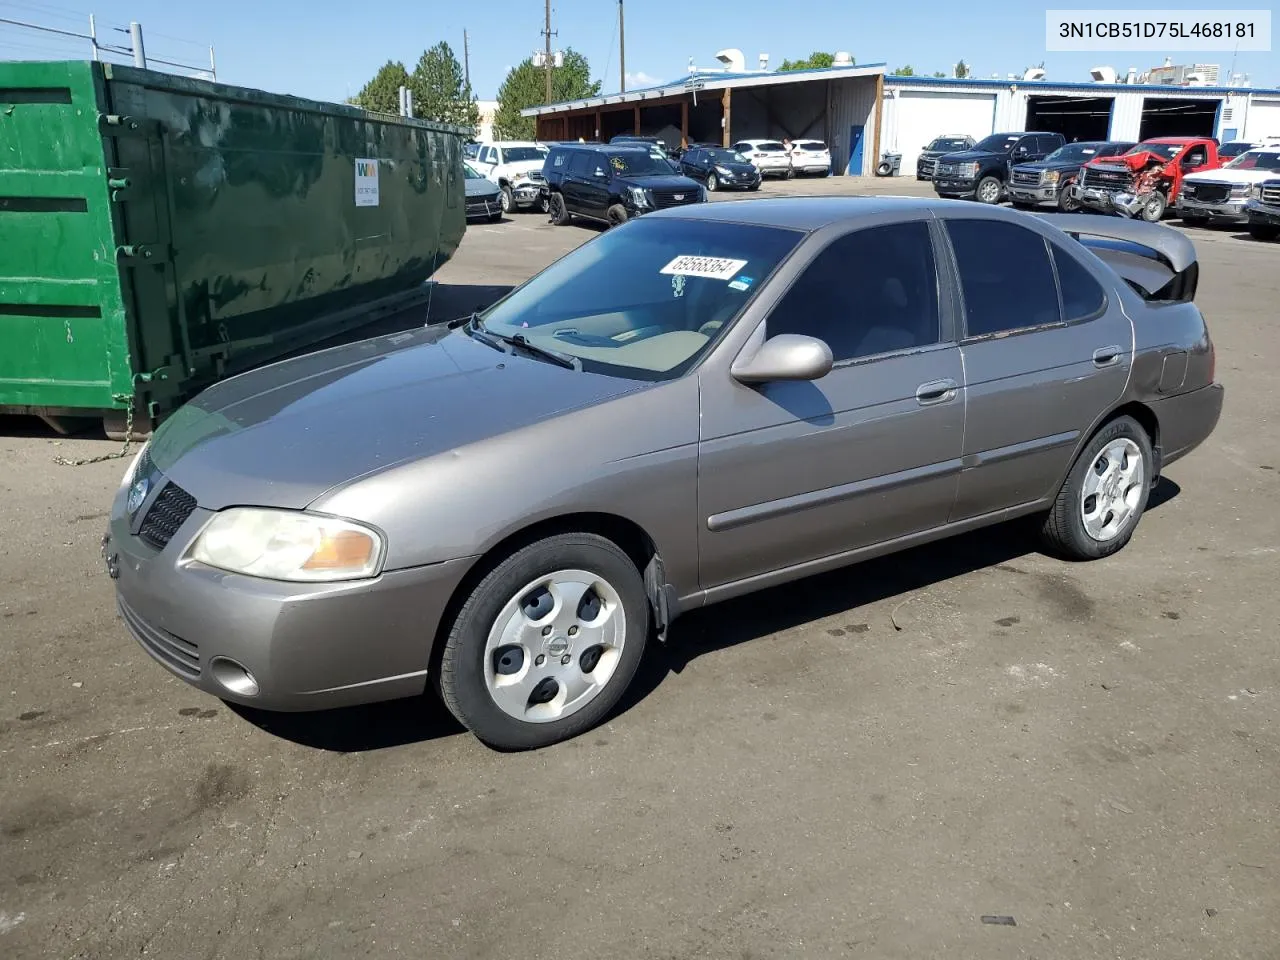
[731,334,833,383]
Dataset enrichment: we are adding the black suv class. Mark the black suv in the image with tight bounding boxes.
[1006,140,1136,211]
[932,132,1066,203]
[542,144,705,228]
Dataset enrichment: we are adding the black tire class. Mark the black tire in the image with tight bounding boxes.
[1057,180,1081,212]
[706,173,718,192]
[748,182,761,192]
[975,175,1003,204]
[876,162,892,177]
[1181,213,1210,227]
[606,203,629,228]
[784,166,795,180]
[1249,223,1280,241]
[487,211,503,223]
[1139,190,1167,222]
[499,185,514,214]
[1040,415,1154,561]
[548,192,569,225]
[439,533,650,750]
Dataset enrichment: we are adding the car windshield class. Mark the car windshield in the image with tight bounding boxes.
[477,217,804,380]
[1226,150,1280,171]
[606,152,671,176]
[1219,142,1253,158]
[462,162,485,179]
[930,137,972,151]
[503,147,547,163]
[974,134,1020,152]
[1044,144,1100,163]
[707,148,749,163]
[1128,142,1183,160]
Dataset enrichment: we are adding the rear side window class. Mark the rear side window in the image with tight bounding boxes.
[946,219,1061,336]
[550,149,568,168]
[1051,243,1107,320]
[567,151,593,176]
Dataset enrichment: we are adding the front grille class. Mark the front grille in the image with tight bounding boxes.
[138,482,197,550]
[935,162,956,176]
[1011,168,1043,186]
[466,197,498,215]
[1082,166,1132,189]
[1262,182,1280,205]
[1184,182,1231,203]
[919,157,937,175]
[650,188,701,209]
[119,597,200,679]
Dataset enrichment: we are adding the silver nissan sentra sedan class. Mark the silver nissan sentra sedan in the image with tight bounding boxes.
[104,197,1223,750]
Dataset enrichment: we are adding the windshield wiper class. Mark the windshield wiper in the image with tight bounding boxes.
[453,312,581,370]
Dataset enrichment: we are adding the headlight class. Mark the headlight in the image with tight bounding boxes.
[628,186,649,208]
[959,162,979,178]
[1044,170,1060,183]
[188,508,384,582]
[121,440,150,488]
[1230,183,1249,196]
[1252,183,1264,200]
[511,171,528,181]
[715,165,732,176]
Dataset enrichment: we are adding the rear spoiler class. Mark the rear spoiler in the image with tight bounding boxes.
[1033,213,1198,303]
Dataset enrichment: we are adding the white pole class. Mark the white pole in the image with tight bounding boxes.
[129,21,146,69]
[89,14,98,61]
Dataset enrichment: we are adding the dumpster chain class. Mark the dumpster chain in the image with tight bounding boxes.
[53,405,135,467]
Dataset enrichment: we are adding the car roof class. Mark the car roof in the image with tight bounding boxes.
[643,195,962,230]
[1143,137,1205,144]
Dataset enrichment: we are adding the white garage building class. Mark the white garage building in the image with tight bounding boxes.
[524,62,1280,176]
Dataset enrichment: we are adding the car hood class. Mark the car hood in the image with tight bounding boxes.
[625,173,702,190]
[1014,158,1087,173]
[709,161,758,175]
[500,159,546,177]
[465,178,500,197]
[146,327,651,511]
[1183,167,1277,184]
[1089,151,1171,171]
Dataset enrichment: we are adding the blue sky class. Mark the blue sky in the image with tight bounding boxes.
[1,0,1276,100]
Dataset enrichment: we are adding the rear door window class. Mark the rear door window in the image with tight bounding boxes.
[946,219,1062,336]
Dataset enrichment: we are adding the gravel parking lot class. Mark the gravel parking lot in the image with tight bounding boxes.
[2,175,1277,960]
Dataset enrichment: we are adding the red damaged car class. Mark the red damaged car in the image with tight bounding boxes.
[1072,137,1221,221]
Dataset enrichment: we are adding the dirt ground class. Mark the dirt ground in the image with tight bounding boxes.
[2,176,1277,960]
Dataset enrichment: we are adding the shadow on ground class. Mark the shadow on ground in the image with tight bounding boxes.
[229,478,1181,753]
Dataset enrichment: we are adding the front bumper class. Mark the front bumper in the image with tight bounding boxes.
[104,492,475,712]
[1245,199,1280,226]
[1177,196,1248,221]
[508,180,544,208]
[1075,183,1126,212]
[1006,182,1060,204]
[934,177,978,197]
[712,170,761,188]
[465,196,501,219]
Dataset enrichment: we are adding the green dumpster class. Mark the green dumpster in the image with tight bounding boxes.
[0,60,467,438]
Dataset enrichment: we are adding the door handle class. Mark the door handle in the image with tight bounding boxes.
[1093,345,1123,367]
[915,378,958,405]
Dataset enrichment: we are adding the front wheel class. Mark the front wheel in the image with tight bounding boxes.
[499,185,513,214]
[748,181,761,192]
[548,192,570,225]
[976,176,1002,204]
[1249,223,1280,241]
[1057,180,1081,212]
[706,173,718,192]
[1139,190,1167,222]
[1040,415,1153,561]
[606,203,629,228]
[784,166,795,180]
[438,533,650,750]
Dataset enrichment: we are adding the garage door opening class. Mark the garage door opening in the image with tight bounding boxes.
[1138,98,1220,140]
[1026,95,1113,142]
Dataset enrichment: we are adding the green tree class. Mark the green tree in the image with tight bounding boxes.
[954,59,970,79]
[932,71,947,78]
[891,65,915,76]
[493,48,600,140]
[778,51,838,71]
[410,41,480,128]
[352,60,410,114]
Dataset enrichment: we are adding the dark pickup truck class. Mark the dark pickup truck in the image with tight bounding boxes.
[933,131,1066,203]
[1006,140,1136,211]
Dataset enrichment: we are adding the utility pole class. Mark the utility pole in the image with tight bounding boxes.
[619,1,626,92]
[129,21,146,69]
[463,29,471,90]
[542,0,555,103]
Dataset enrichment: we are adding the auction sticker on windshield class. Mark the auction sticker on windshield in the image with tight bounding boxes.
[659,256,748,280]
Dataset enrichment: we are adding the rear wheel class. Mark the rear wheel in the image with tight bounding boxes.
[606,203,629,228]
[706,173,719,192]
[976,176,1002,204]
[1040,415,1153,561]
[438,533,650,750]
[548,192,570,225]
[1249,223,1280,241]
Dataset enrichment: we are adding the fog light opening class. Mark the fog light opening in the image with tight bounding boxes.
[210,657,260,698]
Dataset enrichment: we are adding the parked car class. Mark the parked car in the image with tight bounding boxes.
[463,142,481,160]
[1218,140,1260,160]
[789,139,832,177]
[1177,146,1280,226]
[542,143,704,227]
[732,139,794,179]
[1074,138,1220,222]
[916,134,977,180]
[1245,178,1280,239]
[678,146,762,191]
[1007,140,1136,212]
[463,162,504,222]
[932,132,1066,203]
[469,141,550,213]
[105,197,1223,750]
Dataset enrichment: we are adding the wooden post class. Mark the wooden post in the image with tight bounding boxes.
[681,99,689,147]
[824,79,831,147]
[633,104,640,134]
[870,73,884,178]
[722,87,731,147]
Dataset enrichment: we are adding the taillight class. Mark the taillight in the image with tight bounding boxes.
[1208,338,1215,382]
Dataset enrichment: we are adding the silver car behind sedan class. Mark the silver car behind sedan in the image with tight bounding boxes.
[104,197,1223,750]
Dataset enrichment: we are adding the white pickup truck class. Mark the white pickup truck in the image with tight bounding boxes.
[469,141,550,214]
[1177,143,1280,227]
